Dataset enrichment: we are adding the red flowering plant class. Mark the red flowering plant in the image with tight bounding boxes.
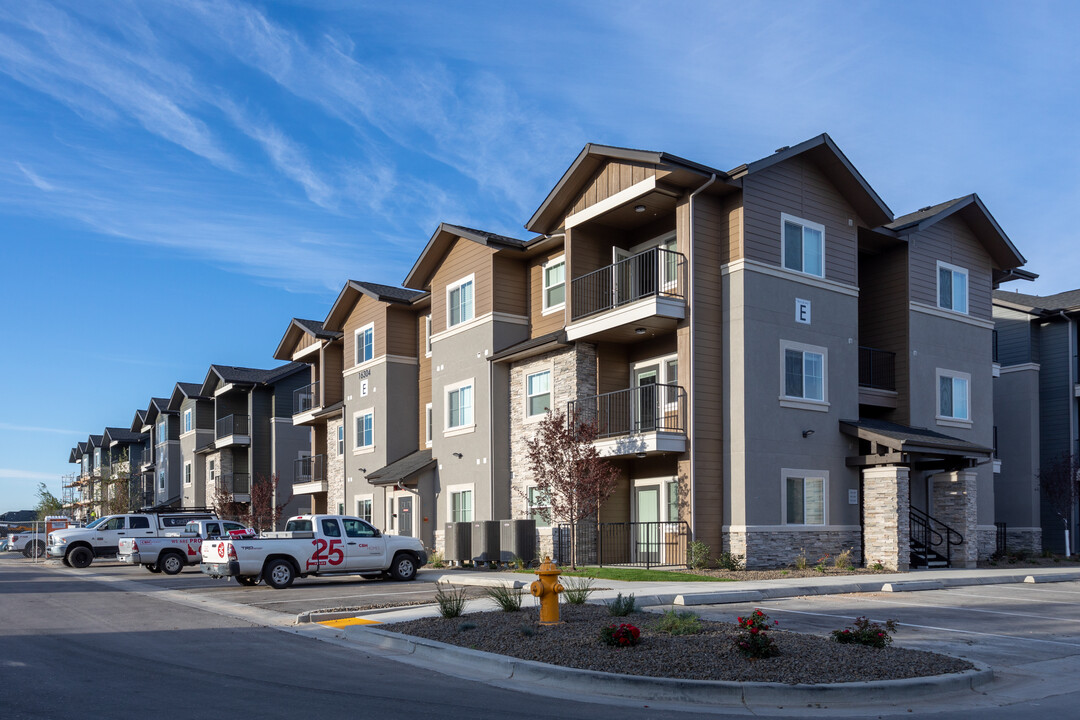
[831,616,898,648]
[734,609,779,658]
[600,622,641,647]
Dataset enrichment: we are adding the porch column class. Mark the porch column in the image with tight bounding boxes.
[931,469,978,568]
[862,466,910,571]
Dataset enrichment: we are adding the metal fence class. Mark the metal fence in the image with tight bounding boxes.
[570,247,687,321]
[554,521,690,568]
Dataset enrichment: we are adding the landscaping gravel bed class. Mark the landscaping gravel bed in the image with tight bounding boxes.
[390,604,973,684]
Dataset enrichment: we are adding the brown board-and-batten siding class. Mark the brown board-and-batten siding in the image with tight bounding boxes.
[322,342,344,406]
[528,245,568,338]
[430,238,494,335]
[416,311,432,449]
[858,244,911,422]
[569,162,666,216]
[343,298,386,368]
[493,254,528,318]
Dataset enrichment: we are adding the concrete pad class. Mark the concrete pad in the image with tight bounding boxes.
[881,580,945,592]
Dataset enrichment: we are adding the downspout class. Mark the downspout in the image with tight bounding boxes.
[1063,310,1078,556]
[687,173,717,543]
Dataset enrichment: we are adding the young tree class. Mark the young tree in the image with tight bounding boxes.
[245,473,292,532]
[103,449,134,516]
[524,409,620,569]
[212,481,243,523]
[1038,452,1079,557]
[35,482,64,520]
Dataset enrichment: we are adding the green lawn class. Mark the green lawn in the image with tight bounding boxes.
[513,566,732,582]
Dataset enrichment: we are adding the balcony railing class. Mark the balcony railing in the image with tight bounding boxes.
[216,414,250,439]
[221,473,250,495]
[293,381,320,415]
[992,330,999,363]
[568,384,687,439]
[858,346,896,391]
[570,247,687,322]
[294,455,325,485]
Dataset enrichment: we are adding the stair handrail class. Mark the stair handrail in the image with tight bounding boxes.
[910,506,965,567]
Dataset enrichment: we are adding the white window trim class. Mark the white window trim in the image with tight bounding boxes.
[447,482,475,523]
[352,408,375,454]
[337,424,345,456]
[936,260,970,315]
[524,363,554,422]
[356,495,374,524]
[183,408,193,433]
[779,340,830,410]
[424,315,432,357]
[354,322,375,367]
[936,368,973,427]
[184,462,192,486]
[526,484,551,527]
[444,378,476,435]
[425,403,433,447]
[541,255,566,315]
[780,213,826,279]
[780,469,828,526]
[446,274,476,329]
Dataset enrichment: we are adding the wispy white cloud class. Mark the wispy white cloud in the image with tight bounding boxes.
[14,161,54,191]
[0,423,80,435]
[0,468,60,481]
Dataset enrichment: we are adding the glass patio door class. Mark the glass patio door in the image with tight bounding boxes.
[634,486,660,564]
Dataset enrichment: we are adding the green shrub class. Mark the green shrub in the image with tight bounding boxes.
[833,548,854,571]
[606,592,637,617]
[435,584,468,618]
[654,608,701,636]
[832,616,898,648]
[715,551,744,571]
[793,548,808,570]
[562,575,596,605]
[871,561,885,571]
[688,540,711,569]
[426,550,446,569]
[484,583,523,612]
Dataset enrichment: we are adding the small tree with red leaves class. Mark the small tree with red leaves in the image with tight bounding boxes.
[245,473,292,532]
[525,409,619,569]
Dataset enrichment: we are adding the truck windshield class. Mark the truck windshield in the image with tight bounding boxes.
[286,519,312,532]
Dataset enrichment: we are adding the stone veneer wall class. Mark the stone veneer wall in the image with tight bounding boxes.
[326,416,345,514]
[931,470,978,568]
[861,466,910,571]
[728,529,862,569]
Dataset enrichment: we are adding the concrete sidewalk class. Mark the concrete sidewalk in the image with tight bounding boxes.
[300,565,1080,624]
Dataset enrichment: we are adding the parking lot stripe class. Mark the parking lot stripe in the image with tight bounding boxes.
[843,593,1080,624]
[936,588,1080,608]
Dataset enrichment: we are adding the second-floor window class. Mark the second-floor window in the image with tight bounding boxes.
[781,213,824,278]
[782,341,827,403]
[94,448,101,468]
[157,419,167,443]
[448,275,474,327]
[355,410,373,449]
[209,460,216,485]
[543,257,565,312]
[184,463,192,485]
[526,370,551,417]
[447,383,473,429]
[158,470,165,490]
[183,409,192,433]
[355,323,374,365]
[425,403,433,447]
[937,369,971,422]
[937,261,969,314]
[424,315,432,356]
[337,425,344,455]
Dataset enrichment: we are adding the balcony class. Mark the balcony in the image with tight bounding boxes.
[220,472,251,498]
[216,414,250,446]
[293,381,321,421]
[858,346,897,409]
[293,454,328,494]
[567,384,687,457]
[567,247,687,341]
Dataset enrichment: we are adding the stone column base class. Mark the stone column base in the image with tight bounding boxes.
[862,466,910,571]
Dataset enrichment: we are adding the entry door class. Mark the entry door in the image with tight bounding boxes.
[634,486,660,564]
[397,496,413,538]
[634,366,659,433]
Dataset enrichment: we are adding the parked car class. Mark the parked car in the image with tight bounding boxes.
[201,514,427,589]
[48,510,215,568]
[117,519,249,575]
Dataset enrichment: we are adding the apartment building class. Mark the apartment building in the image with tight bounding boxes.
[68,442,91,521]
[992,288,1080,555]
[129,409,155,508]
[143,396,181,507]
[101,426,151,510]
[167,382,215,508]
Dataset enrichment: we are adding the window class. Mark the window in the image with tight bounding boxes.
[937,369,971,422]
[157,419,167,443]
[527,487,549,527]
[659,234,679,289]
[447,383,473,429]
[526,370,551,417]
[129,517,150,529]
[321,519,342,537]
[355,323,374,365]
[937,261,969,314]
[781,214,824,277]
[343,517,375,537]
[425,403,433,447]
[337,425,344,455]
[542,257,565,311]
[782,341,827,403]
[452,489,473,523]
[102,517,126,531]
[785,473,825,525]
[209,460,216,486]
[183,409,192,433]
[158,470,165,490]
[356,498,373,524]
[666,481,679,522]
[424,315,432,356]
[447,275,474,327]
[94,448,101,468]
[184,463,192,486]
[354,410,374,449]
[664,358,679,407]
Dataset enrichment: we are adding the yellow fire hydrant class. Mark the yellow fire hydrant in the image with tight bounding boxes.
[530,556,564,625]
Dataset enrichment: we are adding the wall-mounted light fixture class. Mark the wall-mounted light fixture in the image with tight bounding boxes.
[358,467,367,473]
[452,452,463,459]
[801,430,815,438]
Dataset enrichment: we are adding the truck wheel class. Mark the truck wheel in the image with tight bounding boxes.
[390,553,418,581]
[62,555,72,567]
[264,560,295,589]
[159,552,185,576]
[235,576,260,586]
[146,564,161,573]
[28,540,46,558]
[68,547,93,569]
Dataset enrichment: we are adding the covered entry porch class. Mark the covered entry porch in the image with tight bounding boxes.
[841,418,993,570]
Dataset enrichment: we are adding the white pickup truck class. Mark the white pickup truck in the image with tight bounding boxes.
[8,529,46,558]
[201,514,427,589]
[117,519,250,575]
[48,510,215,568]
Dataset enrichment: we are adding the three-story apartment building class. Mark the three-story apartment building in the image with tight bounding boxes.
[143,396,181,507]
[167,382,216,508]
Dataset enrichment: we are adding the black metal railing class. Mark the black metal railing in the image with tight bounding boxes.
[909,506,963,567]
[294,455,325,484]
[293,381,320,415]
[858,346,896,391]
[554,521,689,569]
[568,384,686,439]
[992,330,999,363]
[570,247,687,321]
[216,414,250,439]
[221,473,251,494]
[995,521,1007,558]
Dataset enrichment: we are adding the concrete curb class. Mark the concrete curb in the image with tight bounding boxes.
[1025,572,1080,583]
[342,625,993,706]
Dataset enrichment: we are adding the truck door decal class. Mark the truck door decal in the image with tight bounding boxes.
[307,538,345,569]
[217,543,225,558]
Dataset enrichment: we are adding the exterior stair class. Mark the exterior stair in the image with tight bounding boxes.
[909,506,963,569]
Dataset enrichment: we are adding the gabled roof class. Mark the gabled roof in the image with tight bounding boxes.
[732,133,893,228]
[365,449,436,486]
[102,427,146,446]
[167,381,208,411]
[403,223,528,290]
[272,317,343,362]
[886,193,1026,272]
[527,144,729,235]
[324,280,428,331]
[87,434,103,449]
[199,361,307,396]
[130,409,148,432]
[77,441,88,455]
[993,288,1080,314]
[69,447,80,463]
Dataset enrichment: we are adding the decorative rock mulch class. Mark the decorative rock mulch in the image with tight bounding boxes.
[390,604,973,685]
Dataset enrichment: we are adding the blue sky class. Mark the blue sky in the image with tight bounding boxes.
[1,0,1078,512]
